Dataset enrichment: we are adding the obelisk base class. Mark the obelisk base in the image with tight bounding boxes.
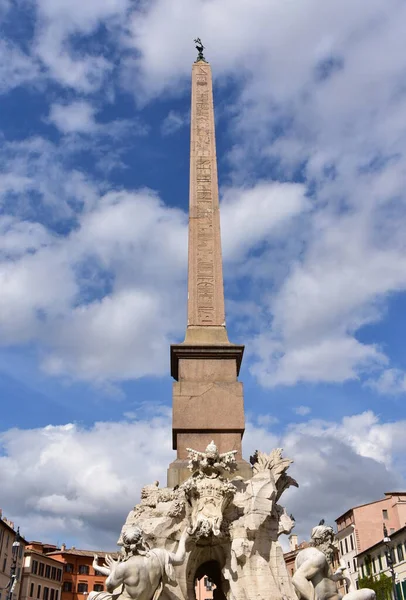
[167,458,252,488]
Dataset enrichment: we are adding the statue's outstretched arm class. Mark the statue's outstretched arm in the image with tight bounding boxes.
[169,528,189,566]
[105,557,126,593]
[92,555,110,577]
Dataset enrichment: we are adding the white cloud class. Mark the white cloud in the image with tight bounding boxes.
[1,410,403,548]
[48,101,98,134]
[221,181,308,262]
[368,369,406,396]
[31,0,129,92]
[294,406,311,416]
[0,182,187,381]
[0,414,173,548]
[0,39,40,94]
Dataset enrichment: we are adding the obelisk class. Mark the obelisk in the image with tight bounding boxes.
[168,42,251,486]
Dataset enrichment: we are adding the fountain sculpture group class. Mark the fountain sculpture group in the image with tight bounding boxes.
[90,442,375,600]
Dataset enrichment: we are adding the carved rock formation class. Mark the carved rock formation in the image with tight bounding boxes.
[118,444,298,600]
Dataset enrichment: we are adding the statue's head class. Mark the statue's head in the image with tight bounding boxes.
[311,524,335,544]
[122,526,144,554]
[310,524,336,562]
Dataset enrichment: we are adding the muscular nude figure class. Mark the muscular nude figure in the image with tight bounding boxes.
[91,526,189,600]
[292,525,342,600]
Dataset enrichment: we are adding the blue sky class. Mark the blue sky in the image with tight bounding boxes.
[1,0,406,550]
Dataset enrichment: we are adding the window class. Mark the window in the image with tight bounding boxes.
[77,583,88,594]
[64,564,74,574]
[345,538,349,554]
[383,509,388,519]
[62,583,72,593]
[39,563,44,577]
[340,541,344,555]
[32,561,38,575]
[30,583,35,597]
[55,592,58,600]
[56,570,62,582]
[372,559,376,574]
[378,555,383,570]
[397,545,404,562]
[2,558,6,573]
[45,565,50,579]
[50,589,55,600]
[93,585,104,592]
[353,559,357,572]
[350,535,354,551]
[37,585,41,599]
[43,587,49,600]
[78,566,89,575]
[51,567,56,580]
[361,564,365,578]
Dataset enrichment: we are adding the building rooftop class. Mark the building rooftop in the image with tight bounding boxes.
[336,492,406,522]
[47,549,118,558]
[24,548,65,563]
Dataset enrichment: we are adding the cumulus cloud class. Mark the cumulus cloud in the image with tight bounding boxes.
[221,182,308,262]
[367,369,406,396]
[0,182,187,381]
[0,39,40,94]
[1,410,404,548]
[0,413,173,548]
[48,101,98,134]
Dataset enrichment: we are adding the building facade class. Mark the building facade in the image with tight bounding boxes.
[336,492,406,586]
[47,547,118,600]
[20,547,63,600]
[356,525,406,600]
[0,513,26,600]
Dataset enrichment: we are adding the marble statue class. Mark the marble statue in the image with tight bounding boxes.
[293,523,376,600]
[118,445,298,600]
[181,442,237,538]
[91,525,189,600]
[293,523,340,600]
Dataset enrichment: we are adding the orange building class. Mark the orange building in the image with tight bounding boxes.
[47,546,118,600]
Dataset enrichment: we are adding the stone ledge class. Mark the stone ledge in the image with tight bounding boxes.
[170,344,244,380]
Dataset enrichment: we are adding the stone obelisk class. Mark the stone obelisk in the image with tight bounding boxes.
[168,44,251,486]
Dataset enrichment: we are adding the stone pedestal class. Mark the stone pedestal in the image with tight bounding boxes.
[168,344,251,486]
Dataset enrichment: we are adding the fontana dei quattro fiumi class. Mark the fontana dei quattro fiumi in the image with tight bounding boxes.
[86,40,377,600]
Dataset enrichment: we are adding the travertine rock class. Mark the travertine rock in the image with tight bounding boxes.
[118,445,298,600]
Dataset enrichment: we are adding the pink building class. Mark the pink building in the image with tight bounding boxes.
[336,492,406,584]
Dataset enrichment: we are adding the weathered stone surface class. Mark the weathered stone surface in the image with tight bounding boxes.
[119,445,298,600]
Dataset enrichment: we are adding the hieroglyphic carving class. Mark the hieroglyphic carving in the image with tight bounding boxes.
[193,66,216,325]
